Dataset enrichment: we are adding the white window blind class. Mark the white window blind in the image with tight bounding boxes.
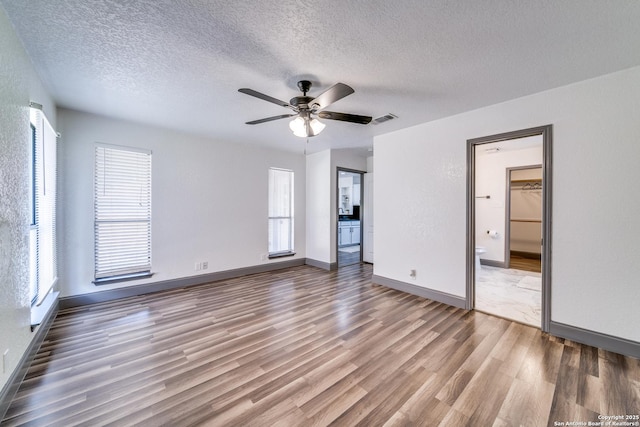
[268,168,294,255]
[94,145,152,281]
[29,106,58,305]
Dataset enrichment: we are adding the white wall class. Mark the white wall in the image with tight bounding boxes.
[305,150,332,264]
[375,123,467,296]
[58,109,305,297]
[374,66,640,342]
[475,140,543,262]
[0,8,56,391]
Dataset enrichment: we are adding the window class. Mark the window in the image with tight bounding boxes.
[29,124,36,226]
[29,106,57,306]
[94,144,152,283]
[268,168,294,257]
[29,123,37,306]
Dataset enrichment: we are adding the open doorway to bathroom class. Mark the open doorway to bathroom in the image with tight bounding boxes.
[466,126,552,331]
[337,169,364,267]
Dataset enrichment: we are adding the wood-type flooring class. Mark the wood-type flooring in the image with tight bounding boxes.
[3,264,639,426]
[509,253,541,273]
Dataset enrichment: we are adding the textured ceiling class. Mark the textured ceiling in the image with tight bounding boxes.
[2,0,640,153]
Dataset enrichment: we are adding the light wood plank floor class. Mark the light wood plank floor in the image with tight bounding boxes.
[3,264,639,426]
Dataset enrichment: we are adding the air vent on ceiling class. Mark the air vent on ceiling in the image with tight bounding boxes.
[372,113,397,125]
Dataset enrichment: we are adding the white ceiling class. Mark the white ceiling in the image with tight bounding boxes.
[3,0,640,154]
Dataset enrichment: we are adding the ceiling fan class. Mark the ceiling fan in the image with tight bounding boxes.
[238,80,372,138]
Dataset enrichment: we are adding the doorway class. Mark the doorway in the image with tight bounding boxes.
[337,169,364,267]
[507,166,543,272]
[466,125,552,331]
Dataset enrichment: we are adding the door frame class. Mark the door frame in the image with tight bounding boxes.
[336,167,365,267]
[466,125,552,332]
[505,165,542,269]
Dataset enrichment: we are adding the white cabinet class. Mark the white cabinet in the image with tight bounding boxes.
[338,175,362,215]
[353,184,361,206]
[338,222,349,246]
[338,221,360,247]
[352,224,361,245]
[339,176,353,215]
[338,224,348,246]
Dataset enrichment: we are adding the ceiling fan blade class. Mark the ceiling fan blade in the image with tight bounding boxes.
[238,88,293,109]
[309,83,354,110]
[317,111,372,124]
[245,114,296,125]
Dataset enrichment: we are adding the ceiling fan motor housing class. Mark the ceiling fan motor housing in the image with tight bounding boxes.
[292,81,316,111]
[290,96,314,111]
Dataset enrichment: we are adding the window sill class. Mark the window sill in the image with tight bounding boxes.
[93,272,154,286]
[31,290,59,331]
[268,252,296,260]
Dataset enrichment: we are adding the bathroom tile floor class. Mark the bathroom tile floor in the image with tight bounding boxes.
[475,265,541,327]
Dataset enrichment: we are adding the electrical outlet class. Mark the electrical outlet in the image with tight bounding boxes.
[3,349,8,374]
[201,261,208,270]
[410,269,416,279]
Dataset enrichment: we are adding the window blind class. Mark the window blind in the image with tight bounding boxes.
[268,168,294,254]
[94,145,152,280]
[30,106,58,305]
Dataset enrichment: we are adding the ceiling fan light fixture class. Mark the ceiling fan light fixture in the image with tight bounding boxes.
[289,116,325,137]
[309,118,325,135]
[289,116,307,137]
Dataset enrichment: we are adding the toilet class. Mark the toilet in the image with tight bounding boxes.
[475,246,486,271]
